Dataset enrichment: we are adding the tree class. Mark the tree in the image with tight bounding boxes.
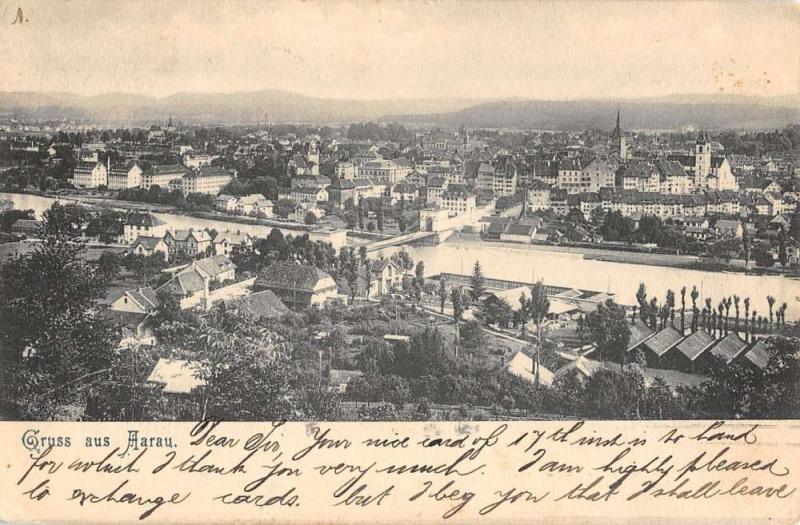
[450,287,464,322]
[0,226,117,419]
[636,283,648,323]
[599,211,634,242]
[744,297,751,340]
[753,247,774,268]
[585,299,631,367]
[483,297,513,327]
[391,248,414,272]
[438,278,447,314]
[459,319,485,349]
[680,286,687,332]
[343,208,358,230]
[529,281,550,382]
[97,251,122,276]
[778,231,788,268]
[469,260,486,302]
[411,261,425,304]
[790,207,800,242]
[303,211,318,225]
[376,207,385,235]
[767,295,776,327]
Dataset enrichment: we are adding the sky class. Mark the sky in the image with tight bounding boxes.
[1,0,799,100]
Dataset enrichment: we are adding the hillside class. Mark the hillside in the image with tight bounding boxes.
[0,89,797,129]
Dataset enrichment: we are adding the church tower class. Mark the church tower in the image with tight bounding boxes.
[307,140,320,175]
[694,132,711,188]
[612,108,628,159]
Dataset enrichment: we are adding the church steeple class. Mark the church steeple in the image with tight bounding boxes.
[612,108,621,141]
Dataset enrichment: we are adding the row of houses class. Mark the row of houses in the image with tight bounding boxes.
[530,187,775,221]
[625,320,774,374]
[130,228,253,260]
[72,160,234,195]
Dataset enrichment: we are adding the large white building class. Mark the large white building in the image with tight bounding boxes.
[357,159,411,184]
[141,164,187,190]
[439,185,477,215]
[123,212,168,244]
[72,161,108,188]
[107,161,145,190]
[181,166,232,195]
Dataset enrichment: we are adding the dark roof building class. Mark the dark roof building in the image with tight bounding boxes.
[709,332,748,365]
[254,261,338,307]
[225,290,289,319]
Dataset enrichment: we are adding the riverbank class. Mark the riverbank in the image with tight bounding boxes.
[453,232,799,277]
[2,189,323,234]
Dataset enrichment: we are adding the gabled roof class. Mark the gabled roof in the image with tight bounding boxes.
[656,160,688,179]
[503,350,554,386]
[126,212,166,227]
[226,290,289,319]
[213,232,251,245]
[675,330,716,361]
[554,356,604,380]
[157,269,206,296]
[256,261,333,292]
[626,321,656,352]
[194,254,236,278]
[148,164,187,177]
[744,339,771,370]
[11,219,41,231]
[128,287,159,310]
[710,332,748,364]
[147,358,205,394]
[166,229,212,243]
[643,326,683,356]
[132,236,166,250]
[505,223,536,236]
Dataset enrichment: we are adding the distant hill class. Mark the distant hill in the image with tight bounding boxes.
[384,95,800,131]
[0,90,483,125]
[0,89,797,129]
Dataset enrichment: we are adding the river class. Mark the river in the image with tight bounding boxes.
[4,191,799,319]
[401,239,799,320]
[2,191,291,238]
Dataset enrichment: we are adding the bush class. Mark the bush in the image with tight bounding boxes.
[459,320,485,348]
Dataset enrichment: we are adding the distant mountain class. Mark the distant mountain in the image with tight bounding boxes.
[0,89,797,129]
[0,90,484,125]
[384,95,800,131]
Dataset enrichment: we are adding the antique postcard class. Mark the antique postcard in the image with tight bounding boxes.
[0,0,799,523]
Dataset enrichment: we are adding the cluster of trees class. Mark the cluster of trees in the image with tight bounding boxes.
[718,125,800,156]
[342,198,388,234]
[347,327,539,413]
[230,228,336,274]
[0,206,118,419]
[634,282,790,340]
[219,176,279,201]
[598,211,693,251]
[118,186,216,212]
[346,122,415,143]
